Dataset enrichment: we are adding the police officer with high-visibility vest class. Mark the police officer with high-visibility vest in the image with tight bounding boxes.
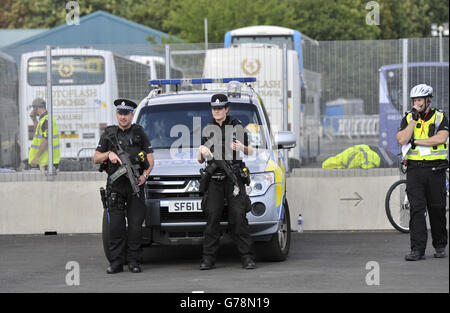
[397,84,449,261]
[28,98,60,172]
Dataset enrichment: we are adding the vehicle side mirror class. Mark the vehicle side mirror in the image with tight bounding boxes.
[274,131,296,149]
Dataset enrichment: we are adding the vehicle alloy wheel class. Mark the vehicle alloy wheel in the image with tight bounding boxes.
[256,199,291,261]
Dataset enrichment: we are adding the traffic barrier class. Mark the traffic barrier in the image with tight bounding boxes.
[322,115,379,139]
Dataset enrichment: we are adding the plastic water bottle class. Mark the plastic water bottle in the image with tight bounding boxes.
[297,214,303,233]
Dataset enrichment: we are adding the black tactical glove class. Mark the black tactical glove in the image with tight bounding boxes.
[411,108,419,121]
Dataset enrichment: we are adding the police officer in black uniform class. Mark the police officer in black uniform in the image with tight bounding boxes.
[197,94,256,270]
[94,99,154,274]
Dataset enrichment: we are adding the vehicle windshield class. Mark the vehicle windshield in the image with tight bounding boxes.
[385,65,449,116]
[137,102,267,149]
[28,56,105,86]
[232,35,294,50]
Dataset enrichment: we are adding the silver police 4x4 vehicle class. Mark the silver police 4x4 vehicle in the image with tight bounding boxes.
[102,77,297,261]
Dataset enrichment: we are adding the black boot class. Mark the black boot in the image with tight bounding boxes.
[128,263,142,273]
[405,250,425,261]
[106,262,124,274]
[200,257,215,270]
[242,256,256,269]
[434,247,446,258]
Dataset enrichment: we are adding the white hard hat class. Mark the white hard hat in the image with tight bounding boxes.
[410,84,433,99]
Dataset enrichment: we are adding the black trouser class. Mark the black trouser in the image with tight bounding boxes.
[107,181,146,265]
[202,177,254,261]
[406,166,448,253]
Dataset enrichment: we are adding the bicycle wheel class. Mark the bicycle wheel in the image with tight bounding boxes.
[385,179,410,233]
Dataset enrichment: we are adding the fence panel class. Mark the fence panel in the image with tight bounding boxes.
[0,37,448,181]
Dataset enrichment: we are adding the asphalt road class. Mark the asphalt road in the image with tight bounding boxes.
[0,231,448,293]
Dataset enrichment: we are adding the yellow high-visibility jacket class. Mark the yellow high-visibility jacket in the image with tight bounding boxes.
[405,110,447,161]
[28,113,60,165]
[322,144,380,169]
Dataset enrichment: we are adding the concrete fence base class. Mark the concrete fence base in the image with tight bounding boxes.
[1,170,406,234]
[287,172,399,231]
[1,172,106,235]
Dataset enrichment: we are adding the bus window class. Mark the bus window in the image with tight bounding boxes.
[232,35,294,50]
[113,55,150,102]
[386,65,449,116]
[171,67,183,79]
[27,56,105,86]
[154,61,165,79]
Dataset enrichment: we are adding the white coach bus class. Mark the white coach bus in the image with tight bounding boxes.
[0,51,20,169]
[203,44,302,164]
[127,55,184,80]
[223,25,322,166]
[19,48,150,166]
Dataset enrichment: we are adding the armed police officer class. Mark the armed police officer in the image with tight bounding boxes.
[397,84,449,261]
[94,99,154,274]
[197,93,255,270]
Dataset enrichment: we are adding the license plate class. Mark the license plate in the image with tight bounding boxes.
[168,200,202,213]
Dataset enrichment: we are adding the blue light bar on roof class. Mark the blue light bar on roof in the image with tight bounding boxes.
[148,77,256,85]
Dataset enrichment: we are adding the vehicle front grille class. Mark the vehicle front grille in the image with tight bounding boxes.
[146,175,201,198]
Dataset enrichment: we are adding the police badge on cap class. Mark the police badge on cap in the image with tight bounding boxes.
[114,99,137,114]
[210,94,229,108]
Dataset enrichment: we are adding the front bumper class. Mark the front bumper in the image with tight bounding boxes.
[144,184,281,244]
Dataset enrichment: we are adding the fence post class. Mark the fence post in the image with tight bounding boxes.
[402,39,408,115]
[46,45,55,178]
[282,43,289,172]
[165,44,171,93]
[204,18,208,51]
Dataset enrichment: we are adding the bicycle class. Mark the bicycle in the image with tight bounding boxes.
[385,163,449,233]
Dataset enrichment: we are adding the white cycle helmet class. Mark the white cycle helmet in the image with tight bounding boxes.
[410,84,433,99]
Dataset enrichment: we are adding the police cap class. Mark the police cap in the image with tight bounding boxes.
[210,94,229,108]
[114,99,137,114]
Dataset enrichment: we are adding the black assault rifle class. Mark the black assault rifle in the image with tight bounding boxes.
[200,156,249,197]
[105,133,141,197]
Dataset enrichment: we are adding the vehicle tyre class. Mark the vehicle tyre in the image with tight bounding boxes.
[256,199,291,261]
[102,209,112,262]
[385,179,410,233]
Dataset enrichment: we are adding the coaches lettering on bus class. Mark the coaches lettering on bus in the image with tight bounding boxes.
[28,98,60,172]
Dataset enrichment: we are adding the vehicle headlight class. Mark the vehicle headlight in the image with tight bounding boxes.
[246,172,275,196]
[186,180,200,192]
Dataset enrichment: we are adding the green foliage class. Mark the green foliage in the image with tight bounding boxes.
[163,0,298,43]
[0,0,448,41]
[291,0,381,40]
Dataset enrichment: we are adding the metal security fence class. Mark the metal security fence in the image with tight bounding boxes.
[167,38,448,174]
[0,37,448,181]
